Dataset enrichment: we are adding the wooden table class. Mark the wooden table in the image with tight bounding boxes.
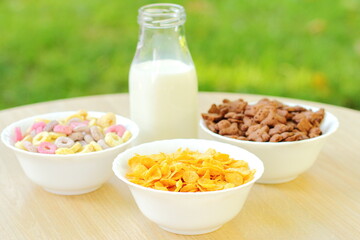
[1,92,359,240]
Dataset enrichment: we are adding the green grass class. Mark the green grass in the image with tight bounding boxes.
[1,0,359,110]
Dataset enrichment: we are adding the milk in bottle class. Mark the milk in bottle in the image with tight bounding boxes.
[129,4,198,144]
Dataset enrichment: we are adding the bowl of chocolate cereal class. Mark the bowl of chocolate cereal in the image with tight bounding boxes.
[1,110,139,195]
[199,98,339,184]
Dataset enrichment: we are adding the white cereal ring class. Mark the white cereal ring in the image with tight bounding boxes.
[32,132,51,146]
[105,132,123,147]
[22,141,38,153]
[78,140,87,146]
[68,132,84,141]
[55,137,74,148]
[97,139,110,149]
[43,120,59,132]
[90,126,104,141]
[84,134,94,144]
[73,125,90,133]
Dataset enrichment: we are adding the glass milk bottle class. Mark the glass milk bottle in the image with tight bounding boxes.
[129,3,198,144]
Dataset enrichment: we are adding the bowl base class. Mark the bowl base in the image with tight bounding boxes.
[43,185,102,195]
[257,176,298,184]
[158,224,222,235]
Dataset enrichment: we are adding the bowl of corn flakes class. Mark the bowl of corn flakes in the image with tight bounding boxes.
[200,98,339,184]
[1,110,139,195]
[112,139,264,235]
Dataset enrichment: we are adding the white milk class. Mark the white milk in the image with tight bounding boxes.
[129,59,198,144]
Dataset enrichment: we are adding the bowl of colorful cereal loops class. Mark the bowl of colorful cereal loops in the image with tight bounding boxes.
[112,139,264,235]
[1,110,139,195]
[200,98,339,184]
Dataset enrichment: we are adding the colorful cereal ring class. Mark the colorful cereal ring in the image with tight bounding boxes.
[22,141,38,153]
[55,148,74,155]
[14,127,23,142]
[37,142,57,154]
[73,125,90,133]
[104,132,123,147]
[69,121,87,129]
[44,120,59,132]
[90,126,104,141]
[89,141,102,151]
[97,139,110,149]
[106,124,126,137]
[55,136,74,148]
[122,130,132,142]
[70,142,82,152]
[33,132,51,146]
[31,121,46,134]
[84,134,94,144]
[53,125,72,135]
[79,144,95,153]
[97,112,116,128]
[68,132,84,141]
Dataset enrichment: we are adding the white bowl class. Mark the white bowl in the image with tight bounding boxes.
[112,139,264,235]
[1,111,139,195]
[200,103,339,184]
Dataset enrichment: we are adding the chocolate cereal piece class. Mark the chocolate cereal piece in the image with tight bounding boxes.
[202,98,325,142]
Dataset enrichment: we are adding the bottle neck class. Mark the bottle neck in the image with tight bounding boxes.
[133,4,193,65]
[138,3,186,28]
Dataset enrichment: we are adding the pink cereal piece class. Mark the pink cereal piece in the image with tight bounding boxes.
[37,142,57,154]
[14,127,23,142]
[106,124,126,137]
[53,125,73,135]
[31,121,46,134]
[69,121,87,129]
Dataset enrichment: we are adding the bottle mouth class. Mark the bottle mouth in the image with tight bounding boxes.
[138,3,186,28]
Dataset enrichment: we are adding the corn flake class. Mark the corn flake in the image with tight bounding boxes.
[125,148,256,192]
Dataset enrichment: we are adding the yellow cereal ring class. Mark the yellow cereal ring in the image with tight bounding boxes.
[55,148,74,155]
[70,142,82,153]
[77,110,88,120]
[22,135,33,142]
[58,119,67,125]
[97,113,116,128]
[122,130,132,143]
[88,118,97,127]
[49,132,66,141]
[89,141,102,151]
[79,144,95,153]
[35,118,50,124]
[15,141,26,150]
[105,132,123,147]
[32,132,51,146]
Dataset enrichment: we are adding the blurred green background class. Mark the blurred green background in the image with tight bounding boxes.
[1,0,359,110]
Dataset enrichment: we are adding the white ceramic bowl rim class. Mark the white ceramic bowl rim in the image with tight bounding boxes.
[113,139,264,196]
[200,102,339,146]
[1,111,139,160]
